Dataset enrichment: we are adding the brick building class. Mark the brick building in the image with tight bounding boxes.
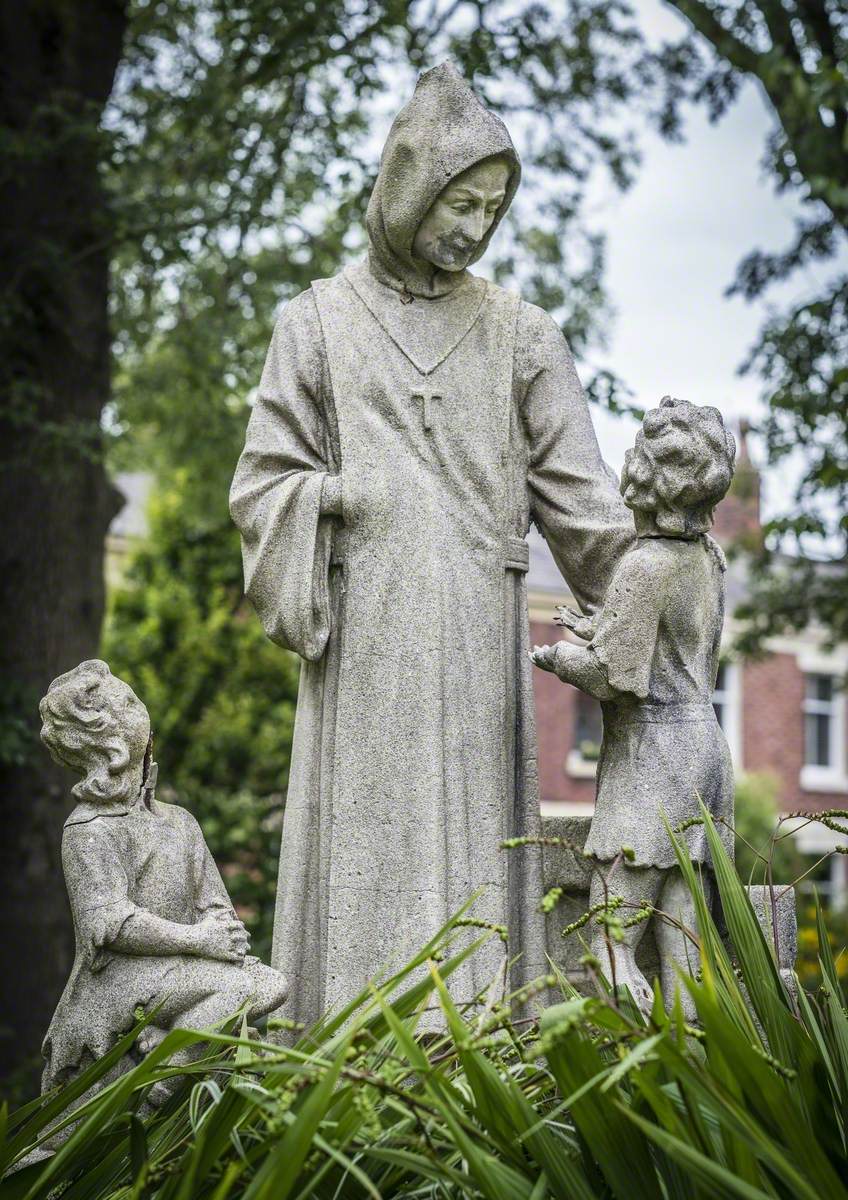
[527,428,848,906]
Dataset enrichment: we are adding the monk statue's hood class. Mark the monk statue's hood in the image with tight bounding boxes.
[365,61,521,299]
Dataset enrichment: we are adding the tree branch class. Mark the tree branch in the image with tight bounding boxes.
[757,0,804,67]
[668,0,848,230]
[665,0,760,74]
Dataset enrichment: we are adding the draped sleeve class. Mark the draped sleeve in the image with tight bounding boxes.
[181,807,237,918]
[515,302,635,614]
[588,543,667,701]
[230,289,339,661]
[61,818,137,972]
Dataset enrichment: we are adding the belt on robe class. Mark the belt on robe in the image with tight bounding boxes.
[330,531,529,573]
[615,700,717,726]
[505,538,530,572]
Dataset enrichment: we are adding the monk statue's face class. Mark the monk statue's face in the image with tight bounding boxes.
[412,156,511,272]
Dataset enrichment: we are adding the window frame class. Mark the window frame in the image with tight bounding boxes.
[712,658,743,768]
[798,654,848,793]
[803,673,836,769]
[565,692,603,779]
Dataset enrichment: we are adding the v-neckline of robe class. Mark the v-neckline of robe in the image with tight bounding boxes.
[343,262,489,377]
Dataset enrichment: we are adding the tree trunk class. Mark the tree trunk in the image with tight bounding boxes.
[0,1,128,1083]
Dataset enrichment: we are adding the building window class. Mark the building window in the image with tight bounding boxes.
[713,662,731,731]
[783,816,848,913]
[799,664,847,792]
[804,674,836,767]
[711,660,742,766]
[574,693,602,762]
[796,854,847,910]
[565,693,603,778]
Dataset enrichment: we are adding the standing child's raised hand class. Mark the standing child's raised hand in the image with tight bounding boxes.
[555,606,596,641]
[530,644,559,672]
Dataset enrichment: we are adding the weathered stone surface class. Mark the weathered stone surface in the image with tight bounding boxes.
[230,60,634,1032]
[540,816,594,890]
[747,884,798,975]
[540,816,600,987]
[540,816,662,986]
[533,399,737,1014]
[38,660,287,1105]
[540,816,798,990]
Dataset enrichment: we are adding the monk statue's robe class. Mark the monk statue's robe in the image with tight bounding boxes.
[230,62,634,1032]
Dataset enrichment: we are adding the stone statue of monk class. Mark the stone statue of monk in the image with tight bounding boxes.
[230,61,634,1031]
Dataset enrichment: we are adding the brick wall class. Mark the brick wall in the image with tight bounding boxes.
[529,617,596,808]
[531,623,848,815]
[742,653,803,792]
[741,653,848,813]
[711,421,762,551]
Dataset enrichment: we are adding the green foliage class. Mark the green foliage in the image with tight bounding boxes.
[733,770,803,884]
[103,479,299,957]
[0,682,41,771]
[108,0,683,501]
[98,0,684,972]
[797,896,848,991]
[5,816,848,1198]
[652,1,848,642]
[732,775,848,990]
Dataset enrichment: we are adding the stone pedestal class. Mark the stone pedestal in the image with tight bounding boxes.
[540,815,797,985]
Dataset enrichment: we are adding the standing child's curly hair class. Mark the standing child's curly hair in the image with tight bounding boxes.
[620,396,736,536]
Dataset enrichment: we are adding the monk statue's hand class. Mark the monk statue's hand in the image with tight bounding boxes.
[337,468,390,526]
[194,911,249,964]
[555,606,596,641]
[530,644,559,673]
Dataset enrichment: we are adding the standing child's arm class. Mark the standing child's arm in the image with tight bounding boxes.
[531,641,617,699]
[533,545,667,703]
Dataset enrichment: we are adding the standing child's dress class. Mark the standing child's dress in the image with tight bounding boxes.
[583,532,734,869]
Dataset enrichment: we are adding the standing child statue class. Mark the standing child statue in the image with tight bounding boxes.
[38,660,288,1105]
[532,398,736,1014]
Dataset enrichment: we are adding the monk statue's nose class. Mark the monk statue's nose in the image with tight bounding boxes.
[469,212,487,243]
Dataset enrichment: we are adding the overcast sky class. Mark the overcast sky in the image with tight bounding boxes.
[346,1,843,524]
[588,80,796,512]
[574,0,843,522]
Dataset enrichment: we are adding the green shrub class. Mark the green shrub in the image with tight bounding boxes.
[4,814,848,1199]
[733,773,848,991]
[733,771,801,884]
[103,479,299,960]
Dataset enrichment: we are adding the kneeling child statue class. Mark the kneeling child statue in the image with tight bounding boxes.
[39,659,288,1105]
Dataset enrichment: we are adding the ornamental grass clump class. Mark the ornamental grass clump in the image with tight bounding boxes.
[2,811,848,1199]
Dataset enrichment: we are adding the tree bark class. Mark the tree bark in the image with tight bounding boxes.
[0,1,128,1082]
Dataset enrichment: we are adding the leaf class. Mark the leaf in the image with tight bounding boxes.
[427,1095,537,1200]
[0,1015,154,1173]
[541,1015,660,1197]
[621,1106,775,1200]
[815,891,844,1003]
[128,1114,147,1182]
[16,1027,202,1199]
[242,1035,349,1200]
[600,1033,665,1091]
[292,1129,383,1200]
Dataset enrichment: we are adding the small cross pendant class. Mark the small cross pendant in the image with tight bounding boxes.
[411,389,442,432]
